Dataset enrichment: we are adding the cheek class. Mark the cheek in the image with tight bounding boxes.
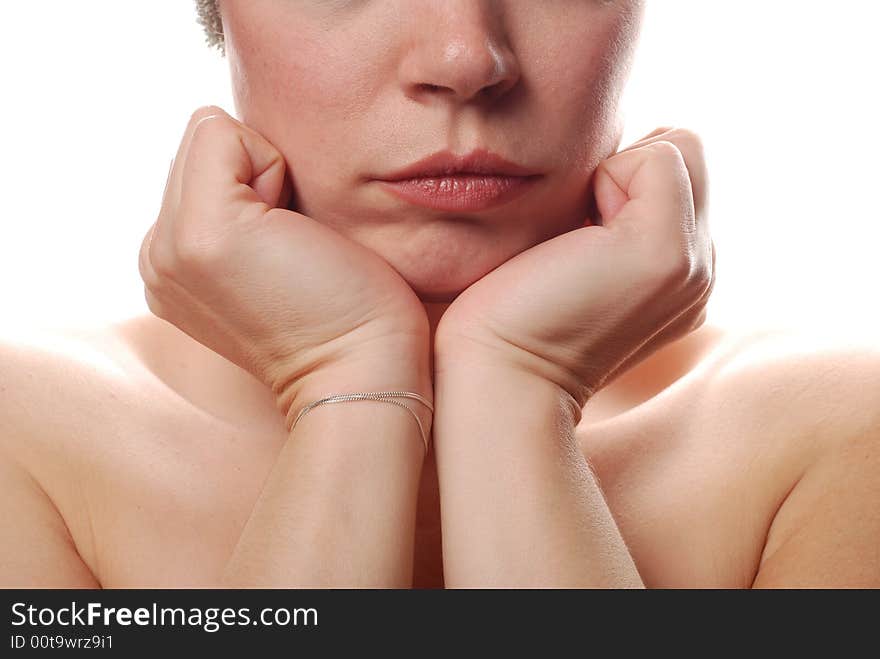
[229,29,375,216]
[233,29,359,128]
[527,18,636,170]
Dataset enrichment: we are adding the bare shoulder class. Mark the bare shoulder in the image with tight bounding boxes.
[1,321,107,441]
[696,323,880,587]
[0,319,141,460]
[583,321,880,587]
[697,323,880,454]
[0,319,132,587]
[584,320,879,440]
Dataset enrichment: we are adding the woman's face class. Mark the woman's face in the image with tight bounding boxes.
[219,0,644,303]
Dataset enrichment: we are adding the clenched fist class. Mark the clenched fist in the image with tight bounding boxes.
[138,106,431,426]
[434,127,716,418]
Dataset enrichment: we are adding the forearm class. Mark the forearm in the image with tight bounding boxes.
[220,359,432,588]
[433,346,643,588]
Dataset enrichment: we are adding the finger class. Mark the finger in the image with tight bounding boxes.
[593,140,696,240]
[177,110,289,236]
[139,221,171,320]
[165,106,252,210]
[138,218,178,295]
[617,127,709,226]
[151,106,259,277]
[138,222,159,290]
[164,106,226,211]
[164,105,290,221]
[142,285,166,320]
[627,126,676,146]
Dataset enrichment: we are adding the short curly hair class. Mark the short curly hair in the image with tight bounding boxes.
[195,0,225,55]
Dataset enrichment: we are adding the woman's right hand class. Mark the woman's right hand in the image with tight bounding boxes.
[138,106,430,425]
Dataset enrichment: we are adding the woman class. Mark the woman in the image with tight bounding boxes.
[1,0,877,588]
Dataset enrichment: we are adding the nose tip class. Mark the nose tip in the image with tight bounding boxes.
[401,36,520,105]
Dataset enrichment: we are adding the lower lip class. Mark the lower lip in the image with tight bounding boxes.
[375,174,540,212]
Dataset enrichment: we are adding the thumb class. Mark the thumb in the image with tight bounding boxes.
[247,133,292,210]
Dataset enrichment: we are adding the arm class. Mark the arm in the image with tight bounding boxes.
[220,350,433,588]
[433,342,643,588]
[428,129,713,588]
[749,348,880,588]
[137,107,439,587]
[0,445,101,588]
[751,426,880,588]
[0,333,101,587]
[0,354,429,589]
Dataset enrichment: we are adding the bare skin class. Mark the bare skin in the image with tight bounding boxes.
[3,1,879,587]
[1,312,878,588]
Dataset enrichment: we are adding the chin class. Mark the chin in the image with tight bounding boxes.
[345,220,516,303]
[385,243,506,304]
[397,257,490,304]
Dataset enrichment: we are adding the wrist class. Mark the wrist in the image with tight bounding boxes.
[275,346,434,435]
[434,335,585,427]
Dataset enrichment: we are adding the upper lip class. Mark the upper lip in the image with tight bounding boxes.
[377,148,541,181]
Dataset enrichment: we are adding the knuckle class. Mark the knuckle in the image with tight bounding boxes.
[138,227,155,276]
[143,287,167,319]
[666,127,704,151]
[653,129,706,169]
[688,255,713,293]
[669,250,697,287]
[688,255,717,305]
[171,226,228,276]
[702,258,719,299]
[679,236,714,291]
[158,197,236,283]
[149,246,178,282]
[696,240,717,291]
[642,243,692,290]
[691,307,709,332]
[147,236,187,283]
[141,225,175,285]
[141,210,229,293]
[139,253,161,292]
[629,126,675,146]
[648,126,677,138]
[647,139,684,162]
[644,240,711,297]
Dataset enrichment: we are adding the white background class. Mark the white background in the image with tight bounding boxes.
[1,1,878,336]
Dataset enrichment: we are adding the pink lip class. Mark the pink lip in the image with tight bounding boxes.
[376,175,539,212]
[374,148,542,212]
[379,148,541,180]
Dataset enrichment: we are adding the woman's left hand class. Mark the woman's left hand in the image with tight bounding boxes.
[434,127,716,416]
